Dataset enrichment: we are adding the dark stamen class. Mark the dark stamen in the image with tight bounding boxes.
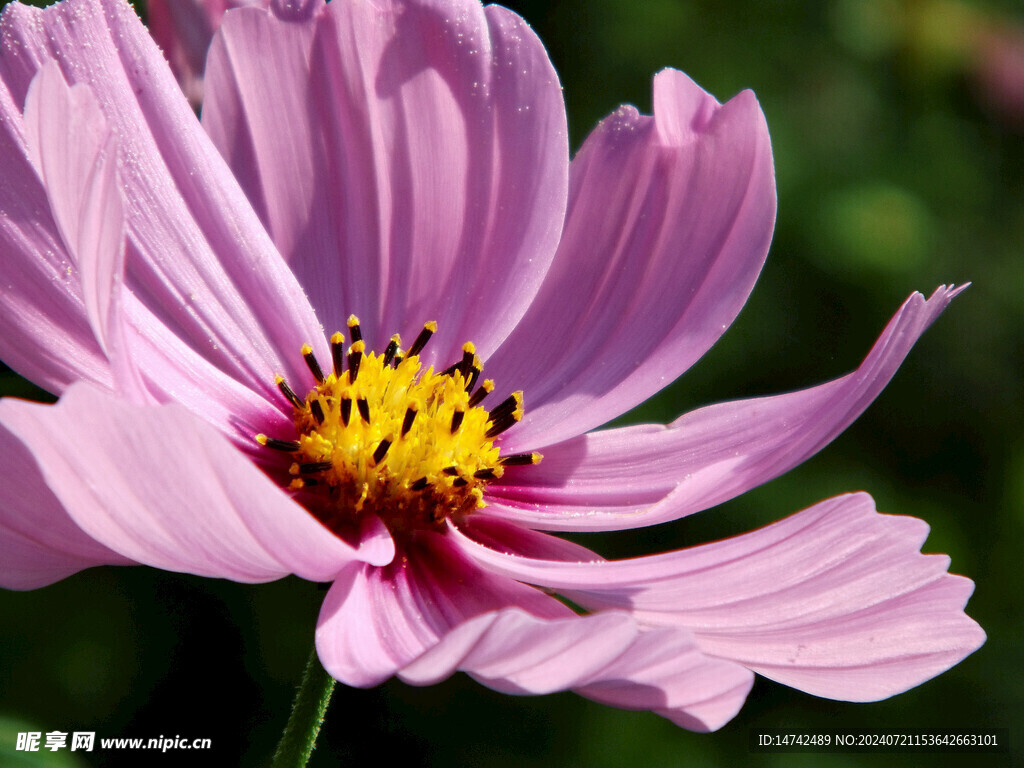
[411,477,429,491]
[458,344,475,378]
[302,344,325,384]
[486,412,520,439]
[299,461,333,474]
[401,406,418,437]
[442,466,460,476]
[392,354,404,368]
[408,321,437,357]
[357,397,371,424]
[499,453,542,466]
[473,468,498,480]
[340,397,352,426]
[372,439,392,465]
[256,435,301,453]
[330,332,345,377]
[468,379,494,408]
[310,399,325,425]
[452,477,469,487]
[465,366,481,393]
[488,393,521,423]
[450,409,465,433]
[382,335,400,367]
[276,376,304,410]
[347,340,364,383]
[347,314,362,343]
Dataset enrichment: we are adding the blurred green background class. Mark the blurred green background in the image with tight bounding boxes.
[1,0,1021,765]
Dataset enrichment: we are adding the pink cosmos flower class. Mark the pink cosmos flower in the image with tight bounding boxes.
[0,0,983,732]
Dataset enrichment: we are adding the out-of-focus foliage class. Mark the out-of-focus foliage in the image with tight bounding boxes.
[0,0,1019,766]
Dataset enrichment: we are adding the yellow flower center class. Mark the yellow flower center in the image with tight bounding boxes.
[256,317,540,536]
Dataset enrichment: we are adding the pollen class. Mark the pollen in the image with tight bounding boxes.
[256,320,540,535]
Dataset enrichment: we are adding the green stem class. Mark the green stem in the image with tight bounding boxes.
[271,646,336,768]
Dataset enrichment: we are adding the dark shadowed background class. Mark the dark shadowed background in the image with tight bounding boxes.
[1,0,1021,766]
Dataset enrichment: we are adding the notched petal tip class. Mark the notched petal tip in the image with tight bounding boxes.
[683,494,986,703]
[652,68,766,148]
[456,493,983,708]
[652,68,719,141]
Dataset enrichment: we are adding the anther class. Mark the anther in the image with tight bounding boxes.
[357,397,371,424]
[347,314,362,343]
[401,406,418,437]
[255,434,301,453]
[488,392,523,423]
[347,340,365,383]
[382,334,401,367]
[372,438,392,465]
[340,396,352,426]
[310,399,325,425]
[299,461,334,475]
[486,410,521,439]
[275,375,304,410]
[411,477,429,491]
[301,344,325,384]
[330,332,345,377]
[452,477,469,487]
[499,452,543,466]
[442,466,460,476]
[459,343,476,378]
[450,409,465,433]
[407,321,437,358]
[468,379,494,408]
[473,468,502,480]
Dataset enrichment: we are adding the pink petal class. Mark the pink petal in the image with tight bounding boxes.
[449,517,756,731]
[489,286,965,530]
[318,521,756,729]
[202,0,568,361]
[19,56,287,443]
[452,494,985,702]
[0,36,286,434]
[574,627,754,732]
[2,383,371,583]
[0,405,132,589]
[486,68,776,450]
[0,75,110,393]
[114,312,293,442]
[432,610,638,697]
[315,531,579,688]
[0,0,326,400]
[402,607,752,732]
[22,63,152,402]
[23,63,123,358]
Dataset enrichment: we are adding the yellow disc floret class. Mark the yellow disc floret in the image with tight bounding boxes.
[256,320,540,535]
